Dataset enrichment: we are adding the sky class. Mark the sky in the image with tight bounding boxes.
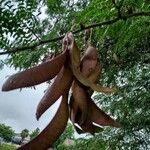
[0,56,61,133]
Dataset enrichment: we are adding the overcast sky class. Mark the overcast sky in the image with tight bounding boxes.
[0,56,61,133]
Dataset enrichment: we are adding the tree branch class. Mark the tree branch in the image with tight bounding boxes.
[0,11,150,55]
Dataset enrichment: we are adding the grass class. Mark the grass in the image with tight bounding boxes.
[0,143,16,150]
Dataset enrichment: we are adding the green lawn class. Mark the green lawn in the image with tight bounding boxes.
[0,143,16,150]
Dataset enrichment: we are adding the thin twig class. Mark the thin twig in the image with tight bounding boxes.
[0,11,150,55]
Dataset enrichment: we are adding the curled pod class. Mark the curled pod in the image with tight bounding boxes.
[89,99,121,128]
[18,93,69,150]
[36,63,73,120]
[70,45,102,125]
[80,45,99,77]
[2,51,67,91]
[85,60,102,96]
[70,45,100,124]
[66,33,115,94]
[88,60,102,83]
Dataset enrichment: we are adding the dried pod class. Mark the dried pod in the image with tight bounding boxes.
[89,99,121,128]
[18,93,69,150]
[69,95,79,124]
[71,80,89,125]
[66,33,115,94]
[88,60,102,83]
[36,64,73,120]
[77,97,103,135]
[2,51,67,91]
[80,46,99,77]
[70,45,99,124]
[70,95,103,135]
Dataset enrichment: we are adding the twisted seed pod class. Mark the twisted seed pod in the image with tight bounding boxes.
[36,64,73,120]
[67,33,115,94]
[18,93,69,150]
[70,45,100,125]
[88,60,102,83]
[80,45,99,77]
[2,51,67,91]
[87,61,102,96]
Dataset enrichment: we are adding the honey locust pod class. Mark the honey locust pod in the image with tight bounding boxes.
[67,33,116,94]
[89,99,121,128]
[2,51,67,91]
[80,45,99,77]
[70,45,99,125]
[71,80,89,125]
[69,94,103,135]
[18,93,69,150]
[36,62,73,120]
[69,95,80,124]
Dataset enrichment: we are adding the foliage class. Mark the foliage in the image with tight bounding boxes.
[65,136,107,150]
[29,127,40,140]
[20,129,29,141]
[0,0,150,149]
[53,123,74,149]
[93,63,150,149]
[0,143,16,150]
[0,123,15,142]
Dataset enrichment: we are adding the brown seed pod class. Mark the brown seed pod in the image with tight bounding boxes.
[18,93,69,150]
[36,64,73,120]
[89,99,121,128]
[69,45,99,125]
[71,80,89,125]
[66,33,115,94]
[70,45,102,126]
[69,95,79,124]
[69,95,103,135]
[2,51,67,91]
[88,60,102,83]
[80,45,99,77]
[77,96,103,135]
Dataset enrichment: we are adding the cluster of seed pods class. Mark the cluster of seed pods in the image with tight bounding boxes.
[2,33,120,150]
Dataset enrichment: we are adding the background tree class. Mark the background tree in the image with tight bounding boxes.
[29,127,40,140]
[53,123,74,150]
[0,0,150,149]
[20,129,29,142]
[0,123,15,142]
